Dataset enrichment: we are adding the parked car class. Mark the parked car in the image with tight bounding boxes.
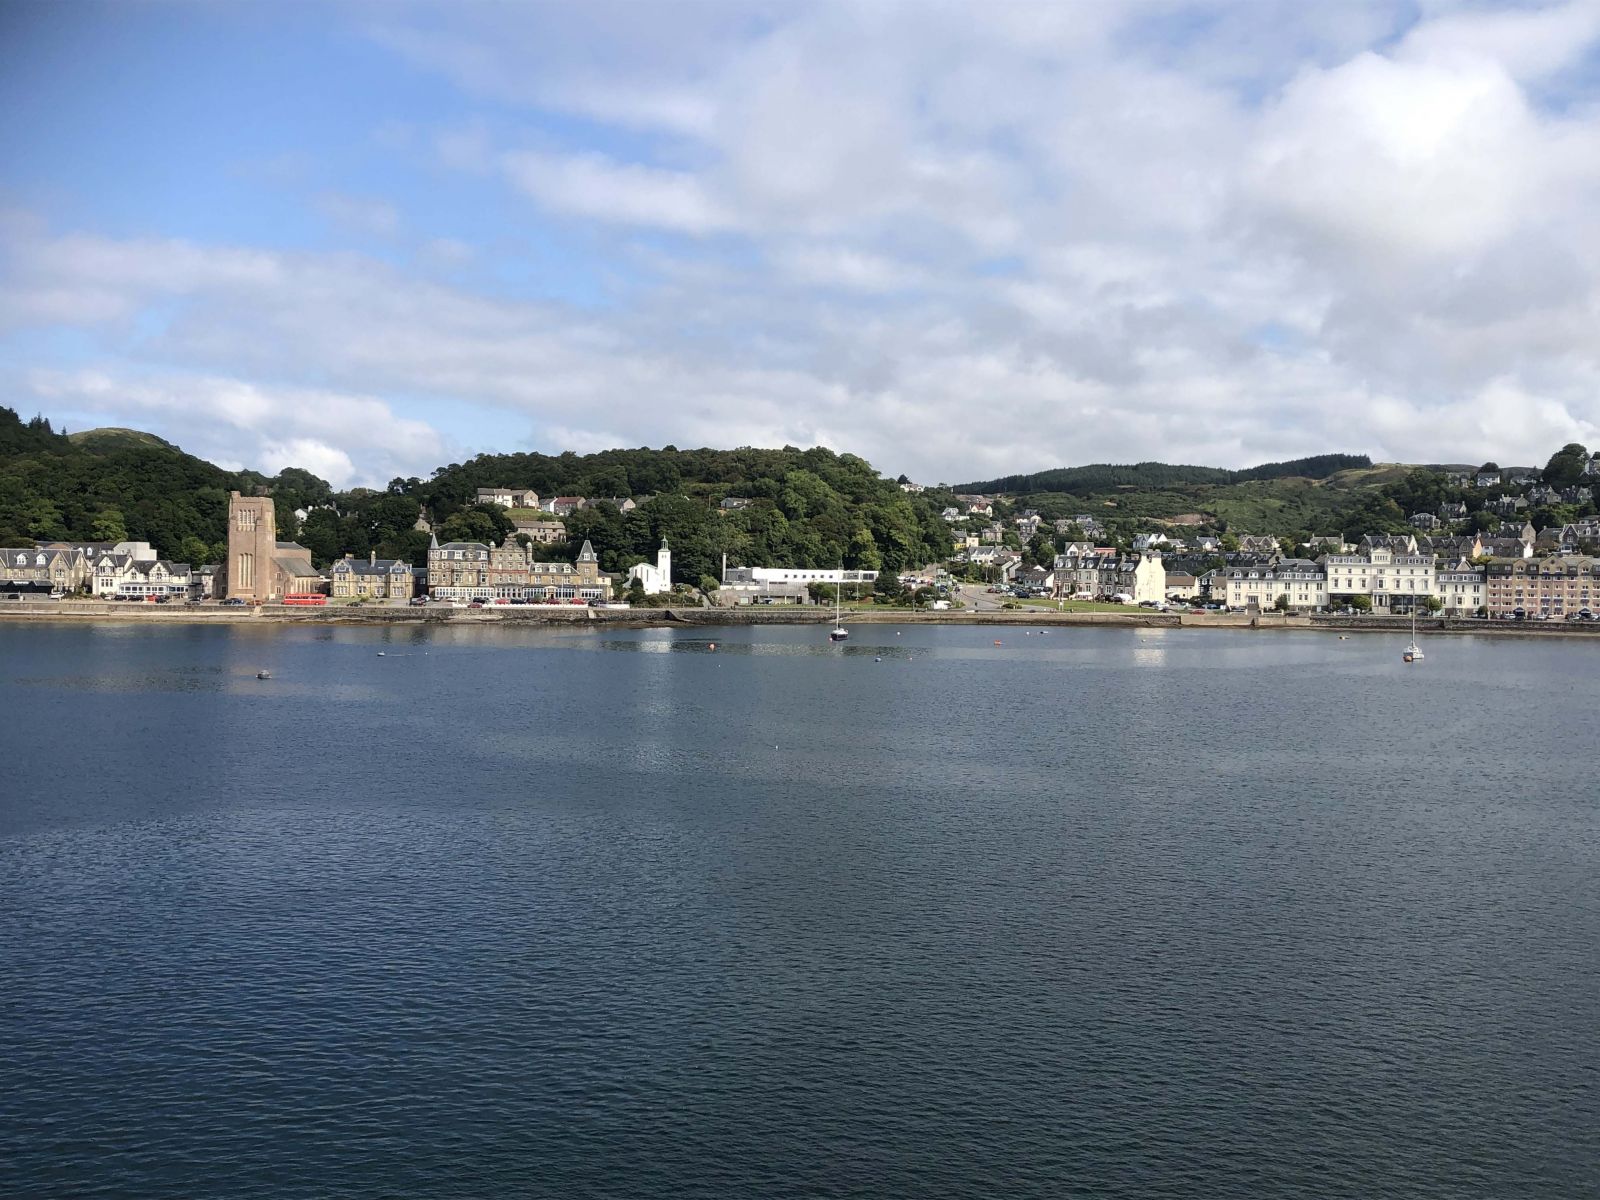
[409,596,428,606]
[222,597,246,606]
[468,601,484,608]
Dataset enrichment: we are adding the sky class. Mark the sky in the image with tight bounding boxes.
[3,0,1600,488]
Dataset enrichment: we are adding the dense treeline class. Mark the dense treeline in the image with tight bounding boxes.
[957,453,1372,496]
[0,408,238,564]
[0,411,952,584]
[414,445,954,582]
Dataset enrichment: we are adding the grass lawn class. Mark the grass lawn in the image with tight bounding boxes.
[1008,598,1132,613]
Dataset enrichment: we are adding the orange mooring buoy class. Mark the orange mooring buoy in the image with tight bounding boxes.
[993,639,1003,646]
[708,642,716,650]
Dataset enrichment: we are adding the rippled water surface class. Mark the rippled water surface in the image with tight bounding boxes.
[2,621,1598,1198]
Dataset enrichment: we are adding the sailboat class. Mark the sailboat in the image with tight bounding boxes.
[829,578,849,641]
[1403,606,1423,663]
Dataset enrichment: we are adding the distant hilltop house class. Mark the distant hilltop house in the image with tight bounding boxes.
[1056,514,1106,537]
[542,496,586,517]
[509,514,567,544]
[1235,535,1281,555]
[476,487,540,510]
[718,497,755,512]
[898,481,925,493]
[1361,533,1418,554]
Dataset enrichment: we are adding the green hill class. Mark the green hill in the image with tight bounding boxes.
[955,453,1371,495]
[68,427,177,452]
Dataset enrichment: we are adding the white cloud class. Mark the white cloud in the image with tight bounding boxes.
[25,367,448,488]
[8,0,1600,488]
[500,150,735,234]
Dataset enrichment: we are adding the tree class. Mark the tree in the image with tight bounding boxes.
[1543,443,1589,487]
[178,535,211,566]
[91,508,128,542]
[1349,595,1372,613]
[1219,532,1240,553]
[874,571,909,604]
[1273,594,1291,612]
[1423,595,1444,613]
[436,505,514,546]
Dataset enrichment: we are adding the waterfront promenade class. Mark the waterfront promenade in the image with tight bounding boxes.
[5,600,1600,637]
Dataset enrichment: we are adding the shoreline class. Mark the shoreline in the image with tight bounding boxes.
[4,601,1600,637]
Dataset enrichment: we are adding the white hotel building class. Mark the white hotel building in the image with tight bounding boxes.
[1324,547,1436,610]
[1221,559,1329,610]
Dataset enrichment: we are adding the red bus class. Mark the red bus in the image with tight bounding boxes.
[282,593,327,606]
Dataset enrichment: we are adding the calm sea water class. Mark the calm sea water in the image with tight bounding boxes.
[1,621,1597,1198]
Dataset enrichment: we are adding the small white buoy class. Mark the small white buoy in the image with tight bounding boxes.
[875,656,882,662]
[377,652,385,656]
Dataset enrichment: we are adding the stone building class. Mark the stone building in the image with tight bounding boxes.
[426,534,611,601]
[329,552,416,600]
[476,487,540,509]
[509,515,567,544]
[0,546,91,592]
[219,491,323,602]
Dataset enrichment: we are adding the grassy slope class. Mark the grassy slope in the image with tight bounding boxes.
[1018,464,1416,535]
[67,428,177,451]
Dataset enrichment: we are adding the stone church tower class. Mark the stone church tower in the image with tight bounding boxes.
[223,491,277,602]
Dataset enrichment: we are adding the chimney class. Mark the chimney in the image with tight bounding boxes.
[370,550,376,566]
